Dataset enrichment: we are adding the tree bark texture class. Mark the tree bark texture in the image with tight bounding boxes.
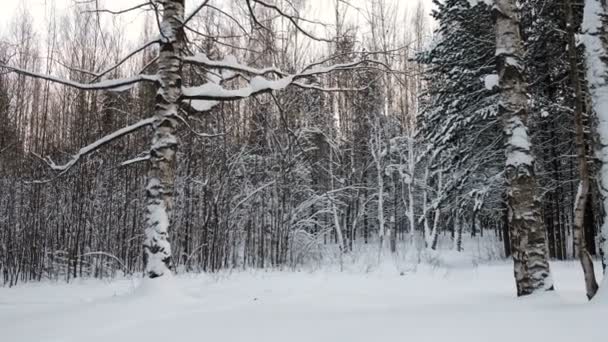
[143,0,185,278]
[495,0,553,296]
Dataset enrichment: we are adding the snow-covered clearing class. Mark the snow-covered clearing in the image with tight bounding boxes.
[1,261,606,342]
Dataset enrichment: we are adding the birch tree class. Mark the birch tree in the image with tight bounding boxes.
[494,0,553,296]
[564,0,599,299]
[370,113,388,260]
[582,0,608,296]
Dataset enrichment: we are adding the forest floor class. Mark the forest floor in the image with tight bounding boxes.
[1,260,606,342]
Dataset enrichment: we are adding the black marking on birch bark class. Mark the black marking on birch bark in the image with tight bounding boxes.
[143,0,184,279]
[496,0,553,296]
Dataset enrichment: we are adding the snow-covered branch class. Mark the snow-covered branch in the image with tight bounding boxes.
[43,117,156,172]
[182,76,295,100]
[181,58,384,101]
[0,64,158,91]
[183,54,287,77]
[120,153,151,167]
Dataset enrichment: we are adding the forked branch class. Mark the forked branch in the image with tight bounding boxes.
[42,117,156,172]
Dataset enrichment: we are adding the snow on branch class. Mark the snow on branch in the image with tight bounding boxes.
[182,76,294,100]
[181,59,384,101]
[120,153,151,167]
[0,64,158,91]
[291,82,367,92]
[42,117,156,172]
[6,34,159,83]
[185,53,382,79]
[183,54,287,77]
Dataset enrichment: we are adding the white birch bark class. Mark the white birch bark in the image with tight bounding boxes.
[582,0,608,296]
[565,0,599,299]
[407,137,416,249]
[495,0,553,296]
[371,116,386,261]
[143,0,185,278]
[329,141,345,269]
[421,168,441,250]
[422,166,431,247]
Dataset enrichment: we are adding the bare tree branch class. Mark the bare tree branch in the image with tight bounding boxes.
[91,39,160,81]
[84,1,152,15]
[182,0,211,27]
[249,0,333,42]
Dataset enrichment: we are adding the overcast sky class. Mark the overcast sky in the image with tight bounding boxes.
[0,0,435,39]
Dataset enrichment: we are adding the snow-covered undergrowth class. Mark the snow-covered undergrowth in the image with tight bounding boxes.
[292,234,506,273]
[1,260,605,342]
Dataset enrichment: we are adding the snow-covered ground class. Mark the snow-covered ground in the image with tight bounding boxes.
[1,260,606,342]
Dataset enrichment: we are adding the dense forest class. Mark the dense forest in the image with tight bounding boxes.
[1,0,608,301]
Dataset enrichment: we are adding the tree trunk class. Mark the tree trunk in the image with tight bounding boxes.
[495,0,553,296]
[456,214,464,252]
[452,211,461,251]
[372,116,385,262]
[329,144,345,269]
[502,197,512,257]
[429,171,441,250]
[143,0,184,278]
[407,137,416,248]
[566,0,599,299]
[582,0,608,295]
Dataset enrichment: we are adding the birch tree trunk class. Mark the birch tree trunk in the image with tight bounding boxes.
[376,144,385,262]
[407,137,416,249]
[329,141,345,269]
[143,0,185,278]
[422,166,431,247]
[371,116,386,262]
[566,0,599,299]
[495,0,553,296]
[582,0,608,296]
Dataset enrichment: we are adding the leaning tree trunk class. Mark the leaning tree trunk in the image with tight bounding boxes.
[582,0,608,297]
[495,0,553,296]
[143,0,185,278]
[566,0,599,300]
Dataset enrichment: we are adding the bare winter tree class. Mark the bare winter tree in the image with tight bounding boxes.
[0,0,385,280]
